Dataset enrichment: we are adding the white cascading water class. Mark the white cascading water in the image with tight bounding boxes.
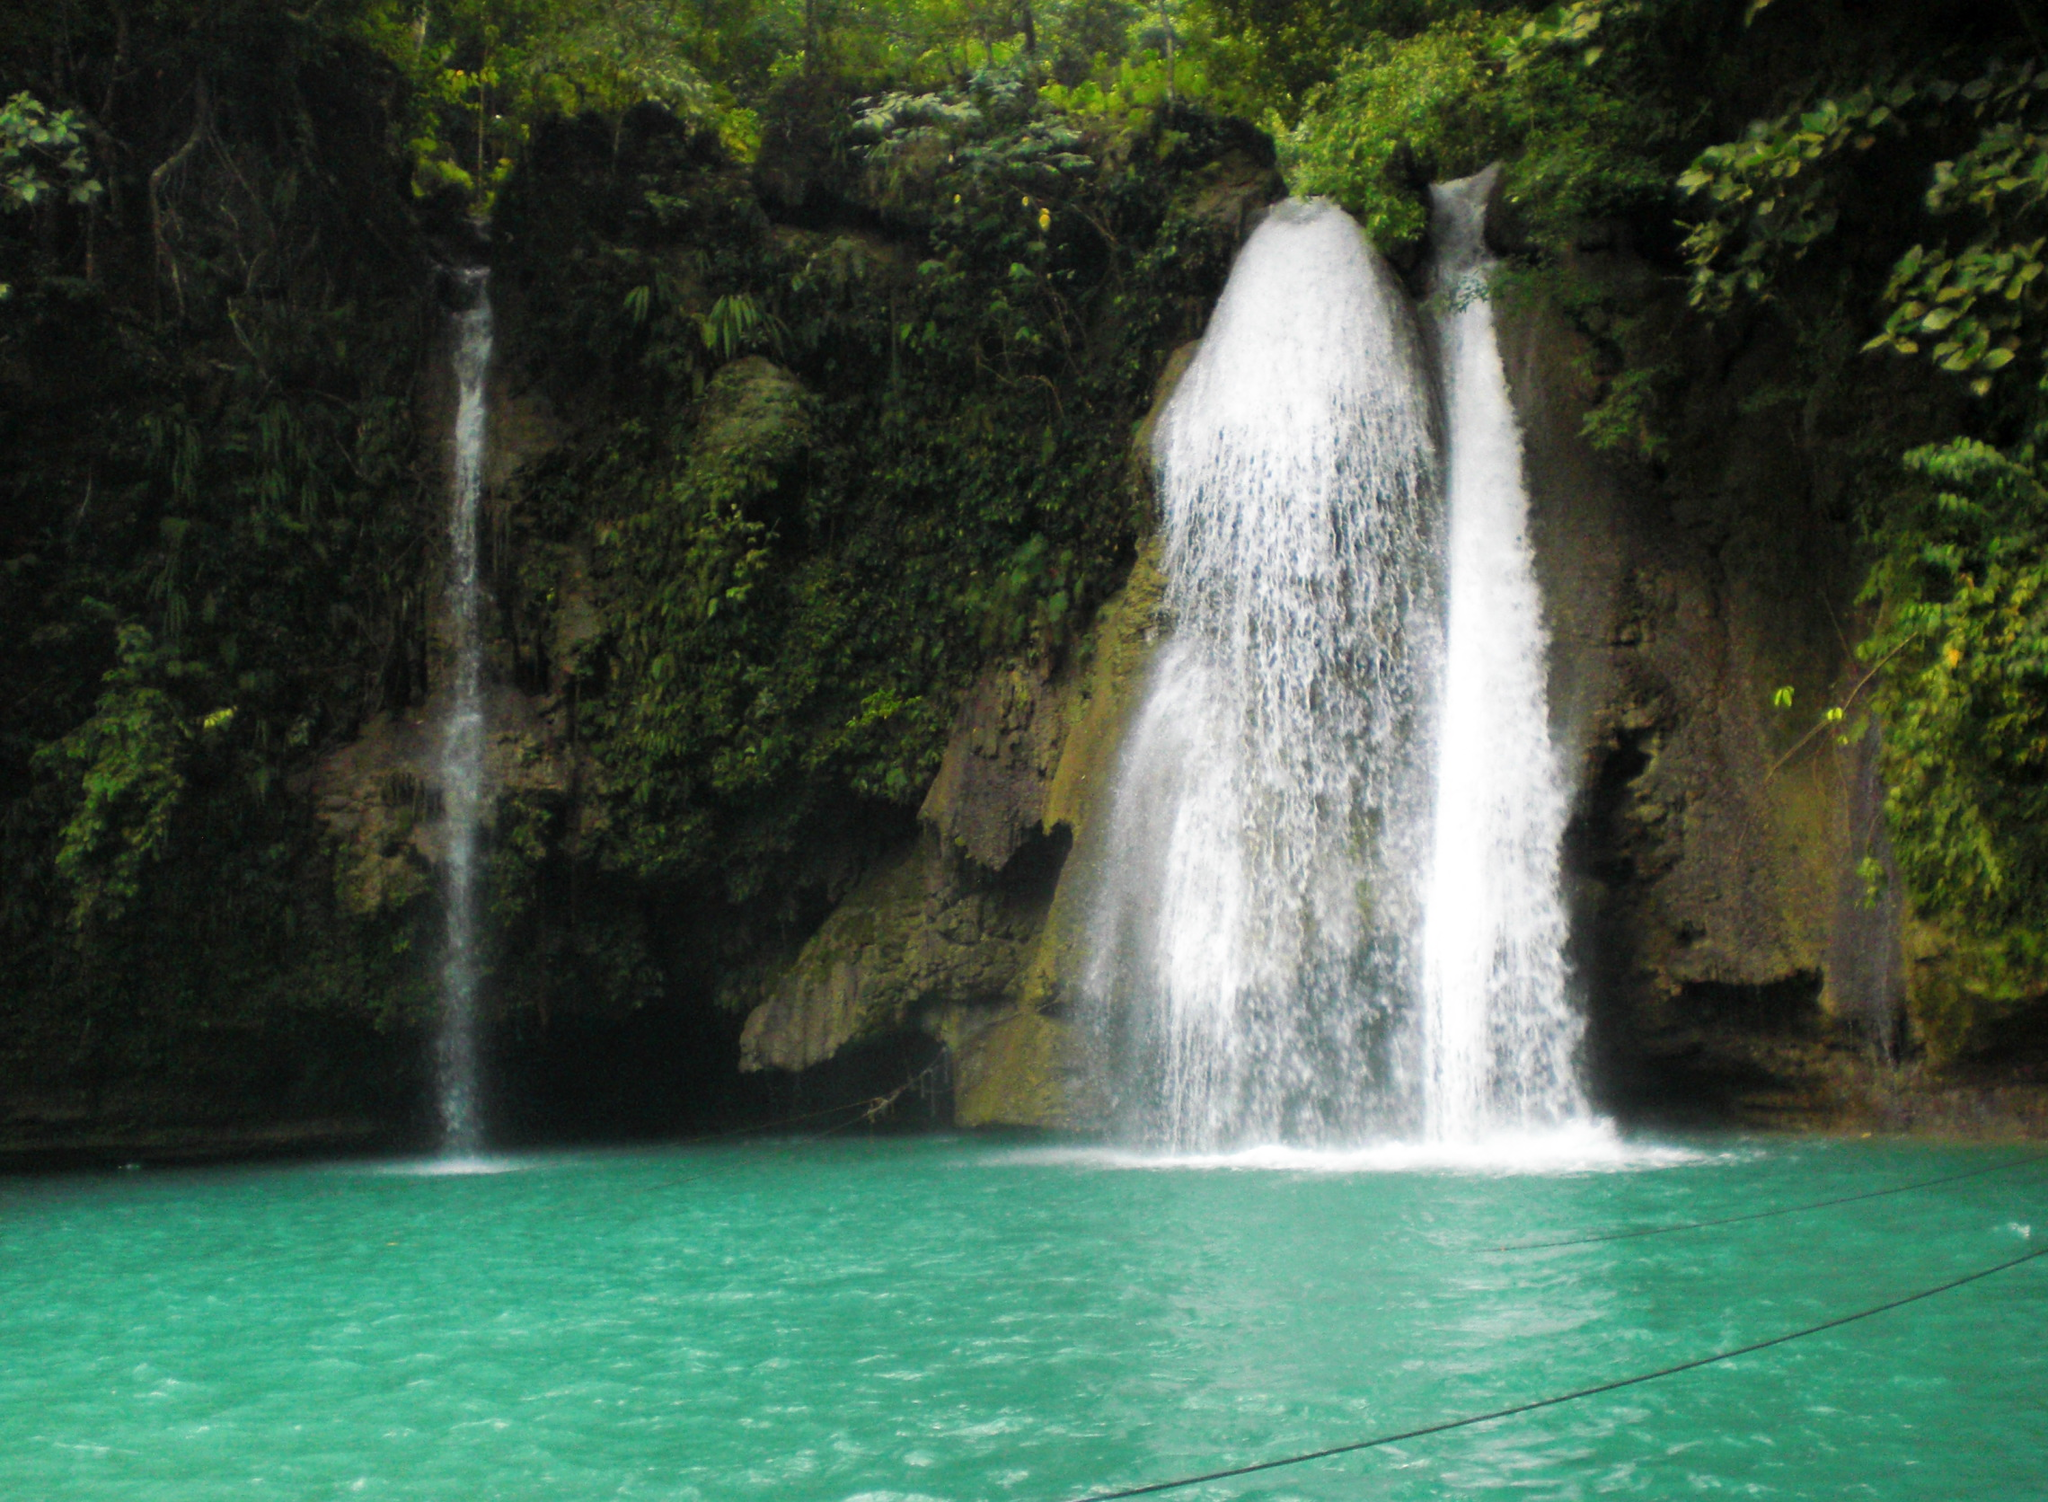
[436,271,492,1155]
[1083,201,1443,1149]
[1418,167,1586,1139]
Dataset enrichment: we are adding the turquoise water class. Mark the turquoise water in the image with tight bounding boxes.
[2,1133,2042,1500]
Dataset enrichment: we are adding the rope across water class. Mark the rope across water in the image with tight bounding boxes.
[686,1103,2042,1495]
[660,1058,948,1190]
[1055,1242,2048,1501]
[1496,1149,2048,1252]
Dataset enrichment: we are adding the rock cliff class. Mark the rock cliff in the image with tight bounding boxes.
[737,533,1167,1125]
[739,217,2048,1136]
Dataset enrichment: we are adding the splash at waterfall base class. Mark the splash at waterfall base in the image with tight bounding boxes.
[734,181,2033,1144]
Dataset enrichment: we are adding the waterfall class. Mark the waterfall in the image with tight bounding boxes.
[1083,201,1442,1150]
[1418,168,1586,1139]
[436,271,492,1155]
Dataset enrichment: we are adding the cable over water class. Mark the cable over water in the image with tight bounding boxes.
[7,1136,2040,1497]
[1495,1149,2048,1251]
[660,1061,949,1189]
[1056,1243,2048,1502]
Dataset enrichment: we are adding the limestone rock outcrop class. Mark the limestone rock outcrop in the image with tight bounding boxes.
[1499,270,1902,1124]
[737,539,1167,1124]
[312,688,576,920]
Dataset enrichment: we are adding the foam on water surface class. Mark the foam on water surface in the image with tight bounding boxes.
[989,1122,1713,1176]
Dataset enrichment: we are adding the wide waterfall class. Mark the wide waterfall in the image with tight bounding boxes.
[1418,168,1586,1139]
[436,271,492,1154]
[1085,185,1591,1150]
[1083,200,1442,1149]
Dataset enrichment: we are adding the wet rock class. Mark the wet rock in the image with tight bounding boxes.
[735,542,1166,1123]
[734,346,1192,1126]
[1498,268,1894,1124]
[311,689,574,919]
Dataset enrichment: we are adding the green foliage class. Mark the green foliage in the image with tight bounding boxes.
[1872,238,2042,394]
[1039,50,1211,129]
[0,0,452,1113]
[1863,63,2048,395]
[1681,77,1932,313]
[1864,437,2048,994]
[0,91,100,211]
[496,87,1242,906]
[1680,58,2048,402]
[354,0,732,206]
[1578,362,1672,460]
[1282,5,1674,259]
[39,626,195,928]
[0,89,101,299]
[1673,22,2048,1025]
[1193,0,1453,119]
[1283,15,1514,248]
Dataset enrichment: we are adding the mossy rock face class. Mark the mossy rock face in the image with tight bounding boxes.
[738,843,932,1073]
[943,1005,1081,1129]
[690,357,813,475]
[736,329,1194,1127]
[929,539,1167,1129]
[313,699,575,922]
[736,537,1168,1120]
[918,662,1069,874]
[1902,915,2048,1066]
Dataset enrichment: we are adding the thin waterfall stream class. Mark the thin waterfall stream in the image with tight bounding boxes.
[436,270,492,1155]
[1419,168,1587,1138]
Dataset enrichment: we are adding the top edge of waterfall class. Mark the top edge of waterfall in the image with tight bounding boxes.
[1427,164,1502,291]
[1152,196,1436,476]
[437,261,492,313]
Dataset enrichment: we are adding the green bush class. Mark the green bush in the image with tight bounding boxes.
[1865,438,2048,1002]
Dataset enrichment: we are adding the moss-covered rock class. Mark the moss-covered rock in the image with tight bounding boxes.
[313,695,576,920]
[689,357,814,479]
[733,327,1190,1125]
[735,531,1170,1120]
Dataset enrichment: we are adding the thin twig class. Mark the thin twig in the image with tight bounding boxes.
[1765,634,1915,781]
[149,74,209,322]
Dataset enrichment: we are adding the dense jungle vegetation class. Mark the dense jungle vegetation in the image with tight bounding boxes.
[2,0,2044,1141]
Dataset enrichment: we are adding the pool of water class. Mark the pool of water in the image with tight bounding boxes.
[2,1131,2042,1500]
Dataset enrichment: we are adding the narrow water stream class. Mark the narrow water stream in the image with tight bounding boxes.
[1420,168,1584,1138]
[436,271,492,1155]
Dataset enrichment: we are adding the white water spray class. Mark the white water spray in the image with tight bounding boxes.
[436,272,491,1154]
[1084,201,1442,1149]
[1418,168,1586,1139]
